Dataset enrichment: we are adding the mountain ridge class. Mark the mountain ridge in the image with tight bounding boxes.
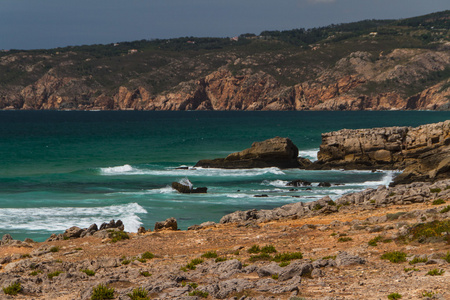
[1,10,449,111]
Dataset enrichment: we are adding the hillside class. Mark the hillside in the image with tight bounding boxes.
[0,10,449,111]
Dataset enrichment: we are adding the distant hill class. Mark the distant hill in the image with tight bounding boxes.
[0,10,449,111]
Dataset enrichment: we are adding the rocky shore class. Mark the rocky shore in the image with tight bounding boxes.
[0,178,449,299]
[1,122,449,299]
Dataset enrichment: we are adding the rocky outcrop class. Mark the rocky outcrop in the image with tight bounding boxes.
[309,120,450,184]
[171,181,207,194]
[195,137,307,169]
[154,217,178,231]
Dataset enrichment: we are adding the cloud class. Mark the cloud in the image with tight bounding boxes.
[307,0,336,4]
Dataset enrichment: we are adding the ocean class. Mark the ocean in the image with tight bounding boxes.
[1,110,449,242]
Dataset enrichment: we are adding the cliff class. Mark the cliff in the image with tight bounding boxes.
[309,120,450,185]
[1,11,449,111]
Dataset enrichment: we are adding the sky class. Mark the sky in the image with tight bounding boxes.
[0,0,448,50]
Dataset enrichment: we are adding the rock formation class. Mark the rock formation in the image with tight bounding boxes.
[309,120,450,184]
[195,137,308,169]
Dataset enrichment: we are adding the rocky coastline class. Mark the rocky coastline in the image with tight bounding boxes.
[1,122,450,299]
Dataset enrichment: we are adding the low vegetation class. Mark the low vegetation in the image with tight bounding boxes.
[387,292,402,300]
[181,258,204,271]
[91,284,115,300]
[381,251,407,263]
[403,220,450,243]
[141,251,154,259]
[201,251,218,258]
[109,231,130,243]
[188,290,209,298]
[2,282,22,296]
[426,268,445,276]
[272,252,303,262]
[48,271,63,279]
[81,269,96,276]
[127,287,150,300]
[432,198,446,205]
[409,257,427,264]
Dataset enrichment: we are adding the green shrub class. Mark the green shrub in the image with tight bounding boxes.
[75,247,83,250]
[184,258,204,270]
[406,220,450,243]
[91,284,115,300]
[422,291,435,298]
[140,271,151,277]
[442,252,450,263]
[389,192,396,197]
[127,287,150,300]
[271,274,279,280]
[381,251,407,263]
[272,252,303,262]
[141,251,154,259]
[432,198,446,205]
[21,253,31,258]
[136,258,146,263]
[81,269,96,276]
[188,282,198,289]
[109,231,129,243]
[426,268,445,276]
[440,205,450,213]
[49,246,60,253]
[368,236,383,246]
[48,271,63,279]
[279,261,290,267]
[2,282,22,295]
[387,292,402,300]
[330,232,337,237]
[403,267,419,272]
[322,255,336,260]
[201,251,218,258]
[261,245,277,254]
[247,245,260,254]
[249,253,272,262]
[338,237,353,242]
[430,188,441,193]
[188,290,209,298]
[215,257,227,262]
[409,257,427,264]
[121,259,131,265]
[30,270,43,276]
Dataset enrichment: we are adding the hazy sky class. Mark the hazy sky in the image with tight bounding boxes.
[1,0,448,50]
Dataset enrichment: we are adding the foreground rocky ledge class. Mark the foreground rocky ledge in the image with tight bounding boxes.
[1,179,449,299]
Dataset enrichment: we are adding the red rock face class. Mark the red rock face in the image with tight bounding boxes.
[2,48,449,111]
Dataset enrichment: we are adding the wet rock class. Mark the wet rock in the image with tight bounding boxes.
[286,179,312,187]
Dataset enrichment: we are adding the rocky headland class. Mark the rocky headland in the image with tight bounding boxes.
[308,120,450,186]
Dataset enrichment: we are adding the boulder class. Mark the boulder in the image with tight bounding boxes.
[171,179,207,194]
[195,137,308,169]
[155,217,178,231]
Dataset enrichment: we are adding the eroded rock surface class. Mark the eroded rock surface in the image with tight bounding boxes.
[195,136,307,169]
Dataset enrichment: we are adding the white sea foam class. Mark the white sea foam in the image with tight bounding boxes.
[351,171,396,187]
[100,165,285,177]
[298,148,319,161]
[261,179,290,188]
[100,164,135,175]
[0,203,147,233]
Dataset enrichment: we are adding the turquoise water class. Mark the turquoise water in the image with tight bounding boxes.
[1,111,449,241]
